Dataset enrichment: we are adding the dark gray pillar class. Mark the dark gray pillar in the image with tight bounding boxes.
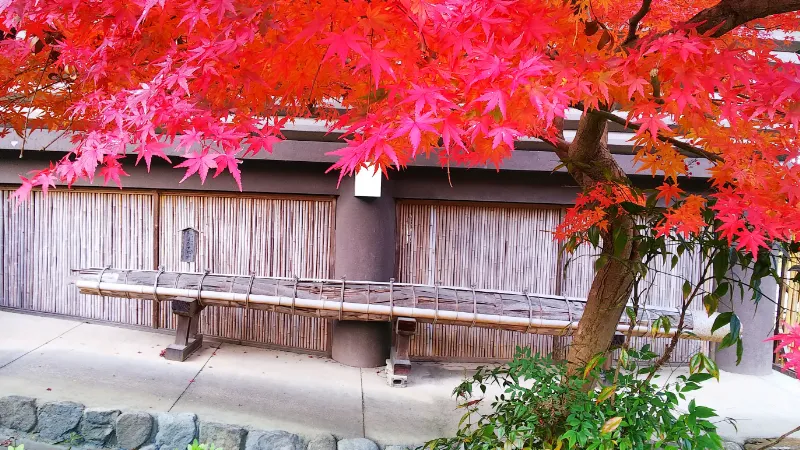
[333,176,395,281]
[716,263,778,375]
[330,177,395,367]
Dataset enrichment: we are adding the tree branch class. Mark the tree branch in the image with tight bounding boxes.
[623,0,653,45]
[686,0,800,37]
[754,424,800,450]
[539,116,570,160]
[582,107,723,163]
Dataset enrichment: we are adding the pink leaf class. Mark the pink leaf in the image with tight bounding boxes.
[214,151,243,190]
[175,149,218,184]
[135,140,171,172]
[99,155,129,188]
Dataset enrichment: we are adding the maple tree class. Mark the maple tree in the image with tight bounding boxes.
[771,324,800,374]
[3,0,800,372]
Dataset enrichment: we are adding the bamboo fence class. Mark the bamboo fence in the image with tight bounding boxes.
[1,189,715,362]
[395,202,712,362]
[72,268,725,341]
[0,189,335,352]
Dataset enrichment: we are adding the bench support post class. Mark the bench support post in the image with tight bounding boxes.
[386,317,416,387]
[164,300,204,362]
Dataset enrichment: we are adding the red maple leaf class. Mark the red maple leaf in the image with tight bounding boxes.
[175,149,218,184]
[135,140,171,172]
[213,150,243,190]
[99,155,129,188]
[767,324,800,373]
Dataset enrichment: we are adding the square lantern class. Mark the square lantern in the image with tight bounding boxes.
[354,164,382,198]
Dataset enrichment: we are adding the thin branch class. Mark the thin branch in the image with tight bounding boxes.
[754,424,800,450]
[20,62,52,158]
[644,252,716,384]
[623,0,652,46]
[539,116,570,160]
[582,107,723,163]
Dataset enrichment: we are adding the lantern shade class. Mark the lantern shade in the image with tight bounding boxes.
[354,165,381,198]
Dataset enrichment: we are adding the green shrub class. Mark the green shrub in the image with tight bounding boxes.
[425,347,723,450]
[187,440,221,450]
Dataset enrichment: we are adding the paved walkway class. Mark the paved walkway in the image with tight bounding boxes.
[1,310,798,446]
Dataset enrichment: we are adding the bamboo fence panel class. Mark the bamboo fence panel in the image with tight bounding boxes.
[157,194,334,352]
[397,202,563,359]
[776,255,800,369]
[397,202,710,362]
[779,254,800,331]
[0,189,154,324]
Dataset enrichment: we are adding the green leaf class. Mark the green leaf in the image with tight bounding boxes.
[693,405,717,419]
[736,337,744,364]
[613,227,628,257]
[681,383,701,393]
[687,373,713,383]
[620,201,645,215]
[713,282,729,298]
[729,314,741,341]
[711,312,732,334]
[702,294,718,315]
[682,280,692,300]
[713,250,729,283]
[701,354,719,380]
[689,353,703,374]
[588,227,600,248]
[626,307,637,323]
[583,354,605,379]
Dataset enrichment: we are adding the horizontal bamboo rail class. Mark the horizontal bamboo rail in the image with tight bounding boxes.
[72,268,727,341]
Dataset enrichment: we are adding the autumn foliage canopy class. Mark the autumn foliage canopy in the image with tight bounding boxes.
[1,0,800,255]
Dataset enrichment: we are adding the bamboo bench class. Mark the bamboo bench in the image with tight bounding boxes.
[72,267,725,387]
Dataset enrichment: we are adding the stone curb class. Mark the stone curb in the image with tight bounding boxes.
[0,396,416,450]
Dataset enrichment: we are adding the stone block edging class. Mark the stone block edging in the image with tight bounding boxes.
[0,396,412,450]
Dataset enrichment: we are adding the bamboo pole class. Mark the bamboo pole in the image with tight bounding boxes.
[75,279,727,341]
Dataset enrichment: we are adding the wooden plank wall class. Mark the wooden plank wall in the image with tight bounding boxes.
[396,201,710,362]
[0,190,156,325]
[157,193,334,352]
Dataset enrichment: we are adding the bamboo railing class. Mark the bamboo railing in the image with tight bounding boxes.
[72,268,727,341]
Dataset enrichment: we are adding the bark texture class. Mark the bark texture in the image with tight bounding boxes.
[561,112,639,374]
[686,0,800,37]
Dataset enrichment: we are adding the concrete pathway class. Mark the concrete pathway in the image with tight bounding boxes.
[0,310,798,446]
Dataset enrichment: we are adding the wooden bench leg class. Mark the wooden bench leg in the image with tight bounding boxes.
[164,300,205,362]
[386,317,416,387]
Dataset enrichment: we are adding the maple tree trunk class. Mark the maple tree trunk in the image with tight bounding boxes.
[558,112,640,375]
[566,243,637,372]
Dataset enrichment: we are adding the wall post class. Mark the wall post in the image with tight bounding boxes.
[330,176,395,368]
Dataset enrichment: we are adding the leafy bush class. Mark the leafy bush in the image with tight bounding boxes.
[425,348,723,450]
[187,440,221,450]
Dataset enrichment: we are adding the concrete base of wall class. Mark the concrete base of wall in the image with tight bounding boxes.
[331,321,390,368]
